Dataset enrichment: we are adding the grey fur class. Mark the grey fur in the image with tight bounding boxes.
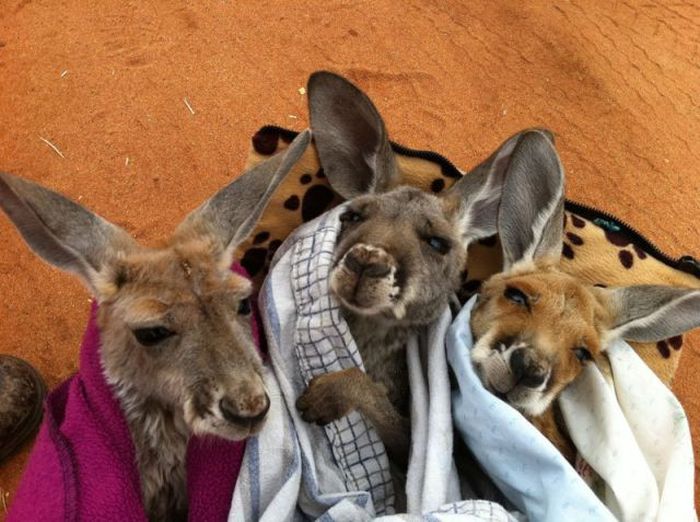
[177,130,311,252]
[0,130,310,521]
[497,130,565,270]
[308,71,399,198]
[298,72,552,474]
[0,173,135,293]
[605,285,700,342]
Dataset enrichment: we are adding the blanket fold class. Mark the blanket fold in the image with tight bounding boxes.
[559,339,697,521]
[9,264,254,522]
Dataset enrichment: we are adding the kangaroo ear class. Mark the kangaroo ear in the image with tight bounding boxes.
[597,285,700,342]
[176,129,311,260]
[308,71,400,199]
[442,129,563,261]
[497,130,564,270]
[0,172,136,295]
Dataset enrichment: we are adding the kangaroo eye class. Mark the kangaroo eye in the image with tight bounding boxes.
[237,297,252,315]
[133,326,174,347]
[574,347,593,362]
[504,286,529,307]
[339,209,363,224]
[424,236,451,255]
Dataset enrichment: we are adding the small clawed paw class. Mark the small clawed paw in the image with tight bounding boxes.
[296,375,351,426]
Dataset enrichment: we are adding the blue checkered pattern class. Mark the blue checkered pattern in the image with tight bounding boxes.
[291,222,395,513]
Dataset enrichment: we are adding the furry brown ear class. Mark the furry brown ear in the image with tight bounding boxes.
[0,172,136,295]
[176,129,311,261]
[308,71,400,199]
[596,285,700,342]
[442,129,563,255]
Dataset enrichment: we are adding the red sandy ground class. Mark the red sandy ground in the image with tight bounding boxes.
[0,0,698,516]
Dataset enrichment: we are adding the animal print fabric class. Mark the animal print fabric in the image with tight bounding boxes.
[235,126,700,386]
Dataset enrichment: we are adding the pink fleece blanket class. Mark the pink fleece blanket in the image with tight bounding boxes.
[8,264,258,521]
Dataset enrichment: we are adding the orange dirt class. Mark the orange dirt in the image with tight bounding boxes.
[0,0,698,515]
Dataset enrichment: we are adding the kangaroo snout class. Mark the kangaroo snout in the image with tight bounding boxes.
[473,336,551,397]
[331,244,401,315]
[509,348,549,389]
[219,392,270,425]
[344,248,393,278]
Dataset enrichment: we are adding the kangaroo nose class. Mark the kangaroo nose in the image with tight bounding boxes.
[344,249,392,278]
[510,348,547,388]
[219,394,270,425]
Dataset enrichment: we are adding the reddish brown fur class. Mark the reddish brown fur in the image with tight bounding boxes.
[470,261,617,459]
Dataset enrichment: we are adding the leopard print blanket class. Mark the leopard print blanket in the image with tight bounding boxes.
[235,125,700,386]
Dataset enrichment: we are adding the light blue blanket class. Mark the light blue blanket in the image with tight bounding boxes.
[447,297,615,522]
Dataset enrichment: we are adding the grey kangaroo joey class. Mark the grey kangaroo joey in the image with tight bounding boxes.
[294,71,562,470]
[0,130,310,521]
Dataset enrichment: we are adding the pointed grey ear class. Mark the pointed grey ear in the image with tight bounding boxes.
[442,129,563,262]
[0,172,136,294]
[601,285,700,342]
[442,131,521,245]
[176,129,311,256]
[497,130,564,270]
[308,71,399,199]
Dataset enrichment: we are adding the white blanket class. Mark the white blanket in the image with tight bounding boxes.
[559,339,697,522]
[449,295,696,522]
[229,206,516,521]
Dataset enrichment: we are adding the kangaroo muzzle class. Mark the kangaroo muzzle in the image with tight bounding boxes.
[330,243,401,314]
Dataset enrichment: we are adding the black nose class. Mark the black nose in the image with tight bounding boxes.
[510,348,547,388]
[344,250,391,278]
[219,394,270,425]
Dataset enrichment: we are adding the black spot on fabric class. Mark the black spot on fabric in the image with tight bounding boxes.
[605,230,632,247]
[562,243,574,259]
[633,245,648,259]
[619,250,634,269]
[462,279,482,294]
[669,336,683,350]
[430,179,445,193]
[316,168,326,179]
[253,231,270,244]
[284,195,300,211]
[302,185,335,222]
[441,163,461,179]
[300,174,312,185]
[478,235,498,247]
[571,215,586,228]
[268,239,282,254]
[566,232,584,246]
[241,248,267,277]
[657,340,671,359]
[252,128,279,155]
